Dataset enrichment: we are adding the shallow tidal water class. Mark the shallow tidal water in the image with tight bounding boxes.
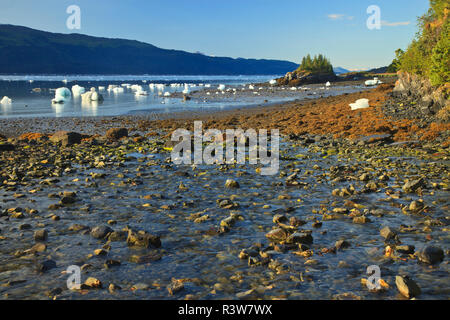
[0,75,369,119]
[0,136,448,300]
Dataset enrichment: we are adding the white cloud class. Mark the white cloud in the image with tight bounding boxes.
[328,14,345,20]
[328,14,354,21]
[381,20,411,27]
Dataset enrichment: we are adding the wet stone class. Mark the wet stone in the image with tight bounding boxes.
[286,232,313,245]
[273,214,288,224]
[167,279,184,296]
[403,178,425,193]
[126,230,161,248]
[129,252,162,264]
[69,224,90,232]
[37,260,56,273]
[353,216,371,224]
[418,246,444,265]
[104,260,121,269]
[90,226,113,240]
[225,179,240,189]
[265,228,288,243]
[49,131,82,147]
[335,240,351,250]
[396,245,415,255]
[409,200,424,212]
[380,226,397,240]
[395,275,421,299]
[108,231,128,242]
[84,277,102,289]
[34,229,48,242]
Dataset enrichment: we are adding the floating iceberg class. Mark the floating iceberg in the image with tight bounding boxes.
[218,84,226,91]
[113,87,125,94]
[82,89,104,102]
[131,84,143,92]
[156,84,165,91]
[349,98,370,110]
[71,85,86,96]
[52,87,71,104]
[1,96,12,104]
[135,88,148,96]
[365,77,383,86]
[269,79,277,85]
[107,85,118,92]
[325,81,331,87]
[91,91,103,101]
[164,92,171,97]
[248,85,255,90]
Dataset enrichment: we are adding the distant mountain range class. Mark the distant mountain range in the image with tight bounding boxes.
[334,66,389,75]
[333,67,350,75]
[0,25,298,75]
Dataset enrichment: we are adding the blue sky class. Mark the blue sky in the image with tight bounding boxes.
[0,0,429,70]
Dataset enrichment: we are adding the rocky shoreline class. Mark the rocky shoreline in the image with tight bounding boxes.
[0,83,448,300]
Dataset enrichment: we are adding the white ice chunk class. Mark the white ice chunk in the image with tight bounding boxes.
[71,85,86,96]
[1,96,12,104]
[218,84,226,91]
[365,78,383,86]
[349,98,370,110]
[52,87,71,103]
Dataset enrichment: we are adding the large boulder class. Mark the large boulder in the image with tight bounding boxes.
[126,229,161,248]
[50,131,82,146]
[106,128,128,141]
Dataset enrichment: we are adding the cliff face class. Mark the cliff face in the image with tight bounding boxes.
[393,71,449,121]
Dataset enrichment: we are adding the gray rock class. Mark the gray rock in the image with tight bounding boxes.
[126,230,161,248]
[106,128,128,141]
[131,283,150,291]
[396,245,415,255]
[335,240,351,250]
[108,231,128,242]
[90,226,113,239]
[409,200,424,212]
[286,232,313,245]
[395,275,421,299]
[34,229,48,242]
[225,179,240,188]
[402,178,425,193]
[50,131,82,146]
[265,228,288,243]
[273,214,288,224]
[418,246,444,265]
[37,259,57,273]
[380,226,396,240]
